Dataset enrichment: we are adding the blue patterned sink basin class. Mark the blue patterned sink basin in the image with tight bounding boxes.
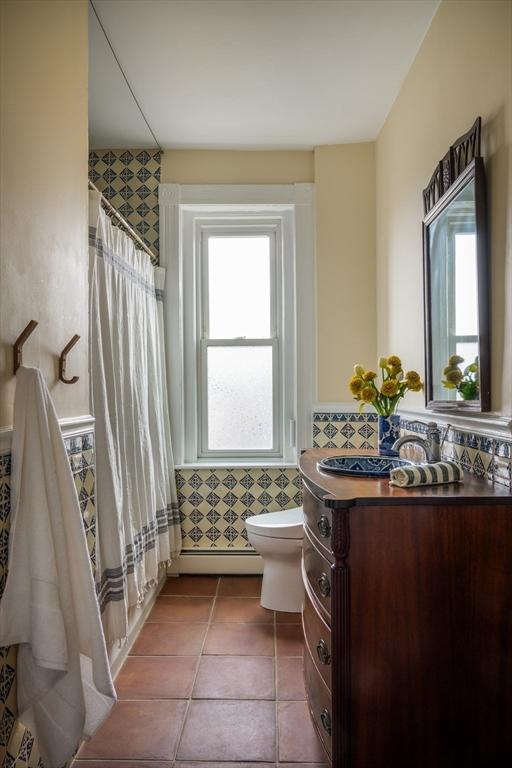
[318,455,413,478]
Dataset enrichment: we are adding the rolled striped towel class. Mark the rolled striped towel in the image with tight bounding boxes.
[389,460,463,488]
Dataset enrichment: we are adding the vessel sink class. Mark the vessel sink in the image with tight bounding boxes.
[318,455,413,478]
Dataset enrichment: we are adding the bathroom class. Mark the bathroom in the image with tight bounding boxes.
[1,0,511,766]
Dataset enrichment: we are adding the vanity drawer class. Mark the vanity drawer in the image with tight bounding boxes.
[303,586,332,691]
[303,526,332,621]
[304,639,332,761]
[303,483,333,558]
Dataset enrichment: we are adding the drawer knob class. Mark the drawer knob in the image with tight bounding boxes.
[320,708,332,735]
[317,515,331,538]
[316,638,331,665]
[318,572,331,598]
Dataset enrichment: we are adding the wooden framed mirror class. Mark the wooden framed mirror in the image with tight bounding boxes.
[422,117,490,412]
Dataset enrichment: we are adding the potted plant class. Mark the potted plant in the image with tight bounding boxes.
[348,356,423,455]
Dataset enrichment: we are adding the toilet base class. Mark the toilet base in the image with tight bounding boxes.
[260,553,304,613]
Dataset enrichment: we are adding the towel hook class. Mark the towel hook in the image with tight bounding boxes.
[13,320,39,374]
[59,334,80,384]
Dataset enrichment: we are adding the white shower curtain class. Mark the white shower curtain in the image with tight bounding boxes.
[89,191,181,644]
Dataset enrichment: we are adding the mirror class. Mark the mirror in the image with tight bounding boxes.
[423,118,490,411]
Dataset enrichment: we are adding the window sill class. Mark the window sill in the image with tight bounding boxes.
[175,460,299,470]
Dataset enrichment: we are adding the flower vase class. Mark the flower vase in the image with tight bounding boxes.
[378,414,400,456]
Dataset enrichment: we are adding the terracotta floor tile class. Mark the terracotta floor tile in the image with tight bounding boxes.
[276,610,302,624]
[148,596,213,622]
[176,764,275,768]
[177,700,276,761]
[203,622,275,656]
[115,656,198,699]
[276,623,304,657]
[130,622,207,656]
[192,655,275,699]
[78,700,187,759]
[218,575,263,597]
[212,596,274,623]
[277,656,307,700]
[75,763,170,767]
[277,764,329,767]
[278,701,327,763]
[160,575,219,596]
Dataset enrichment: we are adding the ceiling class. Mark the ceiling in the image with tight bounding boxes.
[89,0,440,150]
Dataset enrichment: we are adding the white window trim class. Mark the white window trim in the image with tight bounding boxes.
[159,183,316,468]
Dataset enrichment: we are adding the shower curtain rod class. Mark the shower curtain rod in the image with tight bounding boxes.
[88,179,157,264]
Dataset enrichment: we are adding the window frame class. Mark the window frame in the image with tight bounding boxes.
[160,183,316,468]
[198,223,282,459]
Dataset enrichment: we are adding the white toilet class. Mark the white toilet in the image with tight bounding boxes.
[246,507,304,612]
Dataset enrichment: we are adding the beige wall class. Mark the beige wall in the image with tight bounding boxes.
[161,149,314,184]
[315,143,376,401]
[163,146,376,402]
[0,0,89,427]
[376,0,512,415]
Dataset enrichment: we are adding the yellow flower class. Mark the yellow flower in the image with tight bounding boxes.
[443,365,458,375]
[387,355,402,368]
[353,364,365,376]
[445,368,463,384]
[363,370,377,381]
[360,385,376,403]
[378,357,388,368]
[405,370,421,385]
[349,376,364,396]
[467,363,478,373]
[448,354,464,366]
[408,381,423,392]
[381,379,399,397]
[442,380,457,389]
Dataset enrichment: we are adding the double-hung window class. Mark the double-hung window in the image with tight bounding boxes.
[161,183,315,466]
[200,226,280,458]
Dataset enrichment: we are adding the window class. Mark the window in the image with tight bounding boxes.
[201,231,278,456]
[160,183,315,466]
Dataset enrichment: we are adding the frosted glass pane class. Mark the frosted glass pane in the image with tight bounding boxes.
[208,236,271,338]
[455,233,478,336]
[207,346,273,450]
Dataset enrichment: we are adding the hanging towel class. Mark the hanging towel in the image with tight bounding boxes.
[0,366,116,766]
[389,460,463,488]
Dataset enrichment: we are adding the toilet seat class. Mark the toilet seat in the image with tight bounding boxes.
[245,507,303,540]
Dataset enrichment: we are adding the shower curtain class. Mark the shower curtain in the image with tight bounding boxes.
[89,192,181,644]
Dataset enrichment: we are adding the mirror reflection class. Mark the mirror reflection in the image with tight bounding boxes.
[428,179,480,403]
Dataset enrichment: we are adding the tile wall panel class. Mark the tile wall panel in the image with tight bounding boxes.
[88,149,161,263]
[0,432,95,768]
[176,467,303,551]
[400,418,512,489]
[312,412,378,449]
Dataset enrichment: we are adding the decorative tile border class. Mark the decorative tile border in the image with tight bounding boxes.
[400,418,512,489]
[88,149,161,262]
[0,432,95,768]
[312,412,378,449]
[176,467,302,550]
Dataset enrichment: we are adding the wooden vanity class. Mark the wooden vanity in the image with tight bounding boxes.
[300,448,512,768]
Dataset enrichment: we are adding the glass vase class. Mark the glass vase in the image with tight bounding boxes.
[378,414,400,456]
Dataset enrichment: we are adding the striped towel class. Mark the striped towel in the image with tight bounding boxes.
[389,460,463,488]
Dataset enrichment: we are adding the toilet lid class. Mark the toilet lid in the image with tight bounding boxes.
[246,507,304,539]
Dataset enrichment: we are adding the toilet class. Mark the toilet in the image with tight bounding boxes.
[246,507,304,612]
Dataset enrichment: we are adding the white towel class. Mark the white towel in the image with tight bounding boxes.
[0,367,116,766]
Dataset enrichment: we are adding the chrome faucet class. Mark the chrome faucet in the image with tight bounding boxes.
[392,421,442,463]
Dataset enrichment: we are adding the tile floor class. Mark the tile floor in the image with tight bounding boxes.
[75,575,328,767]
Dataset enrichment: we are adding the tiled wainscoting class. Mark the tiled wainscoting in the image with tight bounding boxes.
[88,149,161,263]
[176,468,303,551]
[401,418,512,489]
[0,432,96,768]
[313,412,378,449]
